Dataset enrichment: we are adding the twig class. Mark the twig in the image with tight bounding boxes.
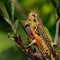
[16,45,36,60]
[14,34,42,60]
[11,0,15,23]
[54,0,60,46]
[54,17,60,45]
[51,0,60,46]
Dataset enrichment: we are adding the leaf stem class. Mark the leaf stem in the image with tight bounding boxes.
[54,18,60,45]
[11,0,15,23]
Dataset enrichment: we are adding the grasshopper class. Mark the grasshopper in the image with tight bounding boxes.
[24,11,56,60]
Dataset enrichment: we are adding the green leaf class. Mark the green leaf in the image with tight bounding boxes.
[11,0,15,23]
[16,23,28,44]
[0,0,12,26]
[0,0,16,33]
[14,20,19,30]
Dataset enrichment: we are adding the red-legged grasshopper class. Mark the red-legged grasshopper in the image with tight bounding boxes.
[24,11,56,59]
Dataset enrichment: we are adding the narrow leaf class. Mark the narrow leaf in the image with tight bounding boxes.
[0,0,12,25]
[0,0,16,33]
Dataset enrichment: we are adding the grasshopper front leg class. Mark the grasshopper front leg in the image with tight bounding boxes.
[27,39,36,48]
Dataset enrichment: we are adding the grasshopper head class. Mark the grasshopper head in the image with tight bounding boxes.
[28,11,39,28]
[28,11,38,21]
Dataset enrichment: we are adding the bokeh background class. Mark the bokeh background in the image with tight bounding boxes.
[0,0,60,60]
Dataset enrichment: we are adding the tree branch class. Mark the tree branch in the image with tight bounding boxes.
[14,34,42,60]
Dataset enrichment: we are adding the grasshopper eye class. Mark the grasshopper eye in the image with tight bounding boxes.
[34,19,36,22]
[32,14,36,22]
[32,13,35,17]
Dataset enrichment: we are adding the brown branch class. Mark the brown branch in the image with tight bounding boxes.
[16,45,36,60]
[14,34,42,60]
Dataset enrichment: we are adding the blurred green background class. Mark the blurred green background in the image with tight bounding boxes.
[0,0,60,60]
